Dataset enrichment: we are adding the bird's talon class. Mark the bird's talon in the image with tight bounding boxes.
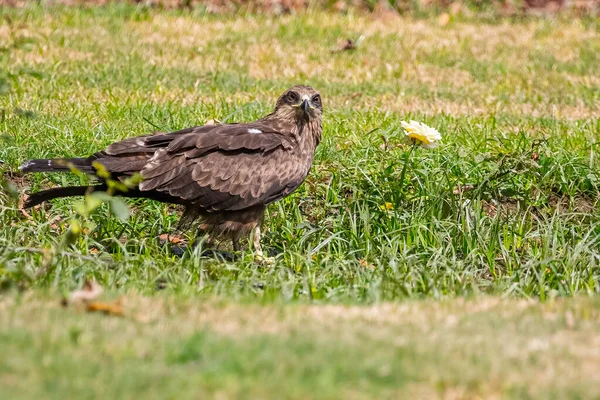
[254,254,275,265]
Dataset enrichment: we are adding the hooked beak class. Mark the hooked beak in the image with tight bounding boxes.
[301,99,310,114]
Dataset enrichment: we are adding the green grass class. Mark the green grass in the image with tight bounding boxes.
[0,5,600,397]
[2,294,600,399]
[2,5,599,300]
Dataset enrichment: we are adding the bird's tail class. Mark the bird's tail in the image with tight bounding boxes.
[23,185,104,208]
[18,157,94,174]
[22,184,186,209]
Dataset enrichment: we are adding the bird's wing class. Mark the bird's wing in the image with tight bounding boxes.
[97,126,219,174]
[137,120,309,211]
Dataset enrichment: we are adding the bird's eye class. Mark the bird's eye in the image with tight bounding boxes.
[312,94,321,106]
[286,91,299,103]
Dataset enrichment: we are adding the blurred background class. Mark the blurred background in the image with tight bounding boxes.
[1,0,599,15]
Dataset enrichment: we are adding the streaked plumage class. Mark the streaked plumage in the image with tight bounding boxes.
[19,85,323,257]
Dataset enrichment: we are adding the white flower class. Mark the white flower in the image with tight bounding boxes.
[401,120,442,148]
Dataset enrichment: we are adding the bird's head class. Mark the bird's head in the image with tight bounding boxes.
[273,85,322,123]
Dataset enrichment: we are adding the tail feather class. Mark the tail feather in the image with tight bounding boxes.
[22,184,186,209]
[23,186,94,208]
[19,157,94,174]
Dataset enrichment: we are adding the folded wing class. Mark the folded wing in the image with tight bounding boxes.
[100,120,305,212]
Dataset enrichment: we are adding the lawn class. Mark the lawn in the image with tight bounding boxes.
[1,4,600,398]
[2,294,600,399]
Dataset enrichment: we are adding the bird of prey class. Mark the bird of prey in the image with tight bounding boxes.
[19,85,323,258]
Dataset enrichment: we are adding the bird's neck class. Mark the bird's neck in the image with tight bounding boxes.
[261,110,322,151]
[296,118,322,153]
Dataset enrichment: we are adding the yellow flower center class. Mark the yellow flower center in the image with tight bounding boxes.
[405,129,434,144]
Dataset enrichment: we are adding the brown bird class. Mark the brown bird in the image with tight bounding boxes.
[19,85,323,258]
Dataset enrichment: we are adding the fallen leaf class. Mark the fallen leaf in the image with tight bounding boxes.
[49,216,63,226]
[452,184,476,195]
[17,195,33,219]
[359,259,376,269]
[159,233,186,245]
[70,280,103,302]
[86,298,124,317]
[334,38,356,52]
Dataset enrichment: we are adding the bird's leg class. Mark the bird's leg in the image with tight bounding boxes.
[252,225,274,265]
[253,225,264,258]
[232,238,241,252]
[203,235,217,250]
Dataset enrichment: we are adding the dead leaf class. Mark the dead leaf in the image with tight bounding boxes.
[70,280,103,303]
[452,184,476,195]
[159,233,186,245]
[86,298,124,317]
[63,281,124,317]
[359,259,376,269]
[17,195,33,219]
[334,38,356,52]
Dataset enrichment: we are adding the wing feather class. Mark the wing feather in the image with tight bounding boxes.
[138,120,309,211]
[141,156,184,180]
[89,118,310,212]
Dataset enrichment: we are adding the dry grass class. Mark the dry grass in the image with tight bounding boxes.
[4,12,598,119]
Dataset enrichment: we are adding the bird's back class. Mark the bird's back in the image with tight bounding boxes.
[19,84,323,224]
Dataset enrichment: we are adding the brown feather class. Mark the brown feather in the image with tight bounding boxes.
[19,85,323,250]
